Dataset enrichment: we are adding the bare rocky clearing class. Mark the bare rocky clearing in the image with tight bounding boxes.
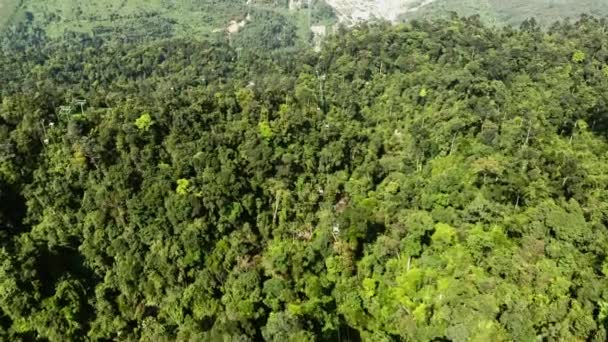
[325,0,437,23]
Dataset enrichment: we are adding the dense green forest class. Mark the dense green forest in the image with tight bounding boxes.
[2,12,608,341]
[0,0,336,44]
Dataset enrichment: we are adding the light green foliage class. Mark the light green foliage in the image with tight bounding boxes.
[600,302,608,322]
[71,147,87,167]
[572,50,586,63]
[394,268,424,309]
[419,87,428,98]
[258,121,273,139]
[176,178,191,195]
[361,278,377,299]
[135,113,153,131]
[431,223,456,247]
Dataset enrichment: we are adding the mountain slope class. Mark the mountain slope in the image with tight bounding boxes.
[4,0,607,42]
[405,0,608,25]
[1,0,337,46]
[324,0,436,23]
[321,0,608,26]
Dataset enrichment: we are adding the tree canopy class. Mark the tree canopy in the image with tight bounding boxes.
[1,14,608,341]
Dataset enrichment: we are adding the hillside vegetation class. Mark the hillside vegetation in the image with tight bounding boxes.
[3,0,607,42]
[251,0,608,26]
[0,0,336,44]
[409,0,608,26]
[2,14,608,341]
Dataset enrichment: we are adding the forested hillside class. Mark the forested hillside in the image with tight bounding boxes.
[408,0,608,26]
[2,14,608,341]
[0,0,336,45]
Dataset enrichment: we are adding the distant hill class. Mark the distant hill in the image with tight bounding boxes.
[0,0,336,47]
[321,0,608,26]
[1,0,607,47]
[406,0,608,26]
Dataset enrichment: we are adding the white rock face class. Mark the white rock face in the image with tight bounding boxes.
[325,0,437,24]
[311,25,327,52]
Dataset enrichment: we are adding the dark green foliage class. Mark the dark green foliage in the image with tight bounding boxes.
[2,14,608,341]
[233,10,298,51]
